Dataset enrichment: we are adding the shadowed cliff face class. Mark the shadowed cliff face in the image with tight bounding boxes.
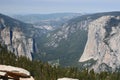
[0,14,37,60]
[79,16,120,72]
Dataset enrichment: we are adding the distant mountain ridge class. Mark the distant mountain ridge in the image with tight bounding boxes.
[11,13,81,30]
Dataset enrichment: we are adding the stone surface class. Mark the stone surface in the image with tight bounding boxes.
[0,65,34,80]
[0,14,37,60]
[79,16,120,72]
[58,78,79,80]
[0,65,30,76]
[0,26,33,60]
[20,76,34,80]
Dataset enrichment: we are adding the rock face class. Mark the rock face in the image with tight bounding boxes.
[79,16,120,72]
[58,78,79,80]
[20,77,34,80]
[0,65,34,80]
[0,14,37,60]
[1,27,34,60]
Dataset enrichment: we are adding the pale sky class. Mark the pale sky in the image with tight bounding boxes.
[0,0,120,14]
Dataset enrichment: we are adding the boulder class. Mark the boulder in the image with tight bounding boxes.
[0,65,34,80]
[20,76,34,80]
[58,78,79,80]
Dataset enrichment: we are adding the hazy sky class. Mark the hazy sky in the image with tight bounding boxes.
[0,0,120,14]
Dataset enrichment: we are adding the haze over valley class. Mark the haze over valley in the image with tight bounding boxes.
[0,0,120,80]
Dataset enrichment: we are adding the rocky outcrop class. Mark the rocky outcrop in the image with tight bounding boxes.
[58,78,79,80]
[0,14,37,60]
[79,16,120,72]
[20,77,34,80]
[0,65,34,80]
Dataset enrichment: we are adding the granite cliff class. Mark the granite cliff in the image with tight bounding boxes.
[79,16,120,72]
[0,14,38,60]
